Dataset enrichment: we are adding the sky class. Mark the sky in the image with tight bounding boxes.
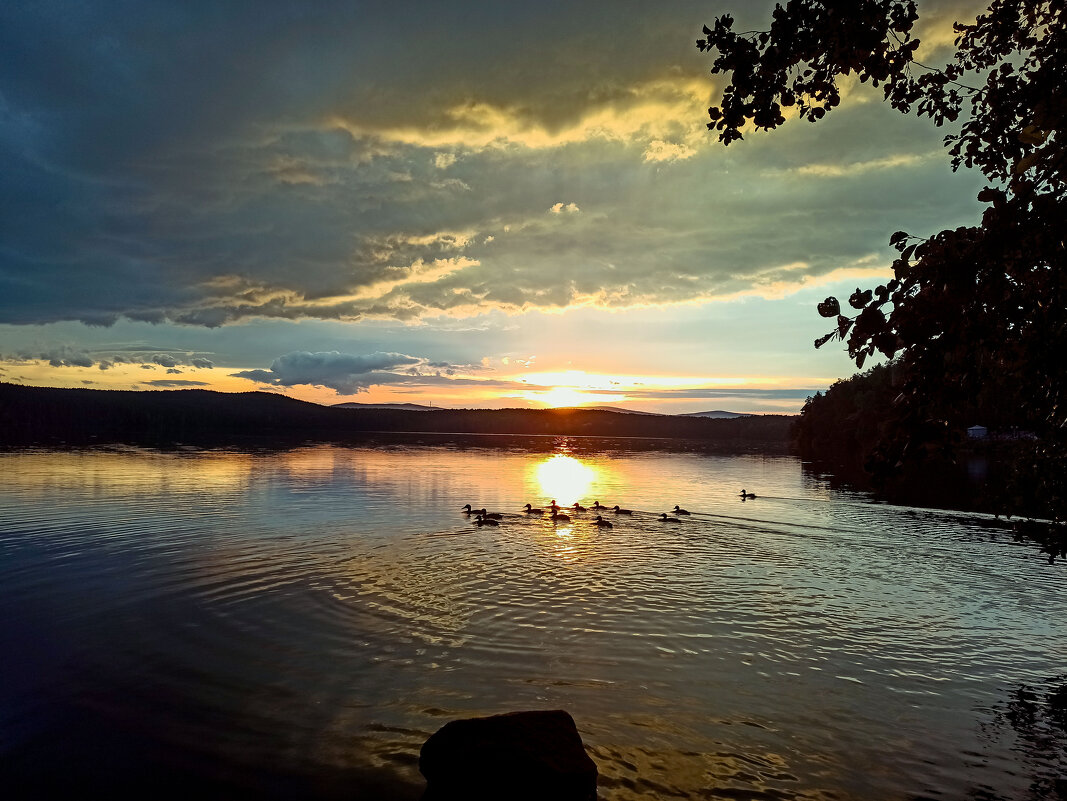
[0,0,990,414]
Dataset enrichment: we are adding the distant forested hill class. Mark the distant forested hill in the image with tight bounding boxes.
[0,383,794,448]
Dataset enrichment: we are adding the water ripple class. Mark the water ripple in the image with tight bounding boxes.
[2,446,1065,800]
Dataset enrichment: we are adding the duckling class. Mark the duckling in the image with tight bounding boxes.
[592,501,606,510]
[612,505,633,515]
[739,489,757,499]
[594,515,613,529]
[462,504,487,515]
[474,515,499,527]
[572,502,588,512]
[548,499,561,512]
[523,503,544,516]
[659,513,681,523]
[550,511,571,523]
[672,505,691,515]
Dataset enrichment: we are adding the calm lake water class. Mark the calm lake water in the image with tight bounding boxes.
[2,440,1065,800]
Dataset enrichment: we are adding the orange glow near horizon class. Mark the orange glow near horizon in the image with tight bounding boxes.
[513,369,757,410]
[0,359,828,415]
[523,386,619,408]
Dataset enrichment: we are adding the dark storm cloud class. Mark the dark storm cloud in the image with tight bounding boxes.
[2,341,218,372]
[40,346,94,368]
[143,379,209,387]
[0,1,987,328]
[232,351,422,394]
[231,349,547,395]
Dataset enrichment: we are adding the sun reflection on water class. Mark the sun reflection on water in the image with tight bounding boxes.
[534,454,597,506]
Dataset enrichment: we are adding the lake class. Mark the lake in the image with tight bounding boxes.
[1,440,1064,799]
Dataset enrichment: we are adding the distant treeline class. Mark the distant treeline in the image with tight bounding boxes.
[789,363,1047,516]
[0,383,795,449]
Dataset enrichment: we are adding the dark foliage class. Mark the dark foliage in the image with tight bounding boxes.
[791,363,899,470]
[0,383,794,450]
[700,1,1067,552]
[982,675,1067,799]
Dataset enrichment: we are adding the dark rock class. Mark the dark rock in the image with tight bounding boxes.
[419,709,598,800]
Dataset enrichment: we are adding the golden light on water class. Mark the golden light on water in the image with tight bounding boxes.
[534,454,597,505]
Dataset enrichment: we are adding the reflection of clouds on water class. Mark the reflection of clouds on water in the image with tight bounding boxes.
[0,449,255,497]
[3,444,1067,800]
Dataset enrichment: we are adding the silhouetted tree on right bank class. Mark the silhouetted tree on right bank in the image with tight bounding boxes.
[699,1,1065,552]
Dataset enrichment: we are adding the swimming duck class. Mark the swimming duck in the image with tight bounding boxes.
[523,503,544,516]
[482,512,503,520]
[462,504,487,515]
[592,501,606,509]
[572,502,588,512]
[594,515,613,528]
[739,489,757,499]
[612,505,633,515]
[474,515,499,526]
[550,511,571,523]
[548,499,561,512]
[659,513,681,523]
[672,505,691,515]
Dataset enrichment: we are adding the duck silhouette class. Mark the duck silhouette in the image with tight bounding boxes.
[612,505,633,515]
[572,502,588,512]
[594,515,613,528]
[739,489,757,500]
[473,515,499,527]
[550,511,571,523]
[523,503,544,516]
[462,504,487,515]
[672,505,691,515]
[659,513,681,523]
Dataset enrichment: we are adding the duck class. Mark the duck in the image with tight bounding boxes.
[672,505,691,515]
[612,505,633,515]
[550,511,571,523]
[462,504,487,515]
[592,501,606,510]
[548,499,561,512]
[659,513,681,523]
[482,512,503,520]
[473,515,499,527]
[739,489,757,499]
[523,503,544,516]
[571,502,588,512]
[594,515,613,529]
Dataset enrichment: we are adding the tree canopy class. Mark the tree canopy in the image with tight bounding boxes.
[698,1,1066,537]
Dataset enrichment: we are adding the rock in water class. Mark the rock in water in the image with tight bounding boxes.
[419,709,598,800]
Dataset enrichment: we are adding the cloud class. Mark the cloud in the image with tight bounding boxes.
[0,0,988,333]
[434,152,458,169]
[6,344,222,372]
[229,348,554,395]
[778,152,935,178]
[41,346,93,368]
[231,350,421,394]
[143,380,209,387]
[643,139,695,162]
[621,387,820,401]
